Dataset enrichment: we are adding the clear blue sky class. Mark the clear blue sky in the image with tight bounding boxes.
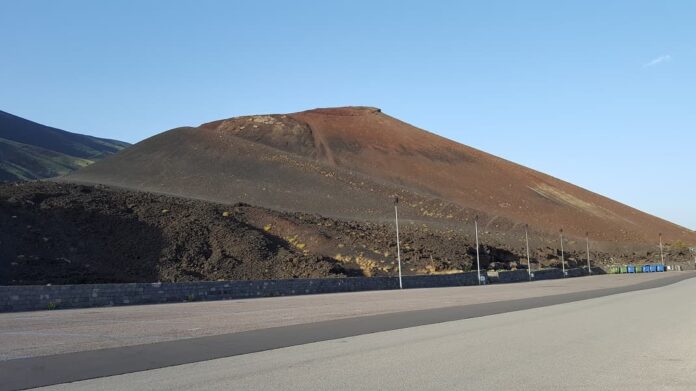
[1,1,694,229]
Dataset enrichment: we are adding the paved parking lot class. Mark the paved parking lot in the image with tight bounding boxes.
[37,273,696,391]
[1,272,691,361]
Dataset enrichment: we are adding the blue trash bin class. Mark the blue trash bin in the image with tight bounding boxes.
[656,264,665,272]
[643,265,651,273]
[627,265,636,273]
[650,265,657,273]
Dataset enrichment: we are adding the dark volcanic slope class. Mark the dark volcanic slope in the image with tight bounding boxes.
[0,110,130,181]
[66,107,695,250]
[3,182,693,286]
[0,182,349,284]
[0,181,496,285]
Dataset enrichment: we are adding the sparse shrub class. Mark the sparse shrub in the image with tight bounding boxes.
[670,240,690,254]
[47,302,57,310]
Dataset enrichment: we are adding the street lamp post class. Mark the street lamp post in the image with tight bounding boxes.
[586,232,592,276]
[560,229,566,277]
[475,215,482,285]
[394,197,403,289]
[525,224,532,281]
[659,233,665,266]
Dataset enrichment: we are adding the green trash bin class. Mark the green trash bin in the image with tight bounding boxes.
[620,266,628,274]
[636,265,643,273]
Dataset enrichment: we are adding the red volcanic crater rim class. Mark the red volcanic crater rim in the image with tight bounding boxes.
[65,106,696,247]
[299,106,382,116]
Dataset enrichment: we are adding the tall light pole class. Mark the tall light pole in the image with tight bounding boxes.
[560,229,566,277]
[394,196,403,289]
[525,224,532,280]
[586,232,592,276]
[659,233,665,266]
[475,215,482,285]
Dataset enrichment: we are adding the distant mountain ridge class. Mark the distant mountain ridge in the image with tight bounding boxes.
[0,110,130,181]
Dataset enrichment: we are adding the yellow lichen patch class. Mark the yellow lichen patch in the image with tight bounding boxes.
[418,268,464,276]
[335,253,380,277]
[530,183,622,221]
[263,224,272,232]
[249,115,278,125]
[285,235,308,253]
[420,208,437,217]
[354,255,379,277]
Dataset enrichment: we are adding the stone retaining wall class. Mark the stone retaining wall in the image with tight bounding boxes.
[0,267,605,313]
[0,272,481,313]
[497,270,531,283]
[498,267,605,283]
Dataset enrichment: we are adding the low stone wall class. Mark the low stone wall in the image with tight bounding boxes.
[0,267,609,313]
[498,267,605,283]
[0,272,481,313]
[497,270,531,283]
[590,267,606,275]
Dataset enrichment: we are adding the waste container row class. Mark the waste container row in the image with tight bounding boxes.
[609,264,666,274]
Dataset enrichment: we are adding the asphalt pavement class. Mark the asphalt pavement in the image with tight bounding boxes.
[34,274,696,390]
[1,272,688,361]
[1,272,693,390]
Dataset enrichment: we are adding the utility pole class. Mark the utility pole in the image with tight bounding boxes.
[394,196,403,289]
[560,229,566,277]
[475,215,482,285]
[586,232,592,276]
[525,224,532,280]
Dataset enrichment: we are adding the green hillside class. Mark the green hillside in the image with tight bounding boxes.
[0,110,129,181]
